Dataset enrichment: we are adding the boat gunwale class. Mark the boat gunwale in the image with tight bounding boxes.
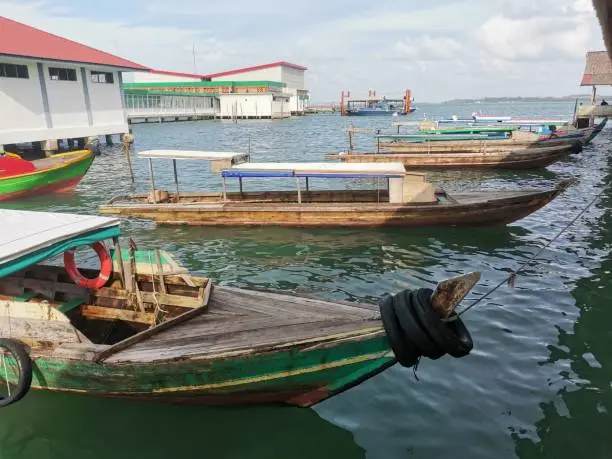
[0,150,93,182]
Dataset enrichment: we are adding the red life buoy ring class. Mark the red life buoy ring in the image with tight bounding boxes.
[63,242,113,289]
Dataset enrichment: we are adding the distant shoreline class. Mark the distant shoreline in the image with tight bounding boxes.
[308,95,600,106]
[440,95,595,104]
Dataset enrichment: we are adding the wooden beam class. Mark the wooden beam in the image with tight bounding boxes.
[95,287,207,309]
[81,305,155,324]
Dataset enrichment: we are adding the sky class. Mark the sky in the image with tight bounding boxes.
[0,0,606,102]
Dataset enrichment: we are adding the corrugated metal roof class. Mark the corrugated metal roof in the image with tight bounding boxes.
[149,69,208,80]
[580,51,612,86]
[0,16,148,71]
[205,61,307,79]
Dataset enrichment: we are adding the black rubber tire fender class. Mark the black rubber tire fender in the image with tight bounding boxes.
[411,288,473,358]
[392,290,445,360]
[379,294,420,368]
[0,339,33,407]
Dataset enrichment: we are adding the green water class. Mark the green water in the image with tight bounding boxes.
[1,102,611,458]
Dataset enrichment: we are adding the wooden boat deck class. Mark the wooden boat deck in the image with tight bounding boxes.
[106,286,382,363]
[31,151,91,171]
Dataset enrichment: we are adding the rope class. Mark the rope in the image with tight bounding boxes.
[459,182,609,316]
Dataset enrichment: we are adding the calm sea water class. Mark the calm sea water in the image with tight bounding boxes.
[1,101,611,459]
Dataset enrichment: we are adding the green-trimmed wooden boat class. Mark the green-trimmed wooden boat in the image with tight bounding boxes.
[0,150,93,201]
[420,126,520,135]
[0,209,478,407]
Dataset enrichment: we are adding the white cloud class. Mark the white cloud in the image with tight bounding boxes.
[0,0,606,101]
[476,4,598,62]
[394,35,462,61]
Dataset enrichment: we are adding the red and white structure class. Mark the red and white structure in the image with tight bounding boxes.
[0,16,148,152]
[130,61,309,118]
[207,62,308,115]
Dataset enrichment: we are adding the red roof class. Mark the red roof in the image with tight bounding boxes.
[150,69,208,80]
[205,61,307,79]
[0,16,148,71]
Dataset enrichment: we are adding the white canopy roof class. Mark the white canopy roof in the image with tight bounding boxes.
[138,150,249,161]
[229,162,406,176]
[0,210,120,265]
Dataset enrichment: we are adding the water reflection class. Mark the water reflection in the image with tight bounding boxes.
[513,156,612,459]
[0,391,365,459]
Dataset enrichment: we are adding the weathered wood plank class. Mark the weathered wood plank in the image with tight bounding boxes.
[80,305,156,324]
[93,293,212,363]
[0,316,90,346]
[0,300,70,322]
[109,320,384,363]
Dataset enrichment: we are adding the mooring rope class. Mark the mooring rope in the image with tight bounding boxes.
[459,182,610,316]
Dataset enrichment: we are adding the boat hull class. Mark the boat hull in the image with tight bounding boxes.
[582,118,608,145]
[100,188,562,227]
[0,150,94,201]
[378,137,580,153]
[330,144,577,170]
[19,332,393,407]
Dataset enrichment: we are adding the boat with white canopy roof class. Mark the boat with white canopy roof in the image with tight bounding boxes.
[0,208,482,407]
[99,149,571,227]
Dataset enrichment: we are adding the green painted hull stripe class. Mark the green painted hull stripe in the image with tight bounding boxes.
[15,336,392,399]
[0,154,93,196]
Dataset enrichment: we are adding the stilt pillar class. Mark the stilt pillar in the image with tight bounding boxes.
[105,134,114,146]
[42,139,58,157]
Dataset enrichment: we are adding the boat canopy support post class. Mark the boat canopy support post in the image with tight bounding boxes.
[154,249,167,295]
[305,177,309,192]
[239,176,243,196]
[113,237,126,289]
[172,159,180,199]
[590,86,598,127]
[222,176,227,201]
[296,177,302,204]
[148,158,157,203]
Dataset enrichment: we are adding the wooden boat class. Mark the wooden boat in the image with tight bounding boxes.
[0,150,94,201]
[326,143,579,170]
[0,209,480,407]
[411,118,607,147]
[376,131,586,152]
[99,150,569,227]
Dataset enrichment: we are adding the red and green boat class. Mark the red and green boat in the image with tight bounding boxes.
[0,209,477,407]
[0,150,94,201]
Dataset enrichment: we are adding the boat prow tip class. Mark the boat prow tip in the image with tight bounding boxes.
[431,272,481,318]
[556,177,578,193]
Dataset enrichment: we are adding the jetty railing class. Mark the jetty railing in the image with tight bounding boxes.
[124,93,217,120]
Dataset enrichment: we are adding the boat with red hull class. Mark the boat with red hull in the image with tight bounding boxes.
[0,150,94,201]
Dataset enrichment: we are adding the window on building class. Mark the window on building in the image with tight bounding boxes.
[49,67,77,81]
[91,71,114,84]
[0,63,29,79]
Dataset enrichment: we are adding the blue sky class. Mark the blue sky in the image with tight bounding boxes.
[0,0,605,102]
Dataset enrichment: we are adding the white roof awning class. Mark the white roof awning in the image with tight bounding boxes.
[227,162,406,177]
[137,150,249,162]
[0,210,120,267]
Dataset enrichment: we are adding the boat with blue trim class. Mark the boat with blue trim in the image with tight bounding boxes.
[100,150,568,227]
[343,90,416,116]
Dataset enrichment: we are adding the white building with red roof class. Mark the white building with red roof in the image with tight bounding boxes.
[0,16,148,151]
[129,61,309,119]
[207,62,308,116]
